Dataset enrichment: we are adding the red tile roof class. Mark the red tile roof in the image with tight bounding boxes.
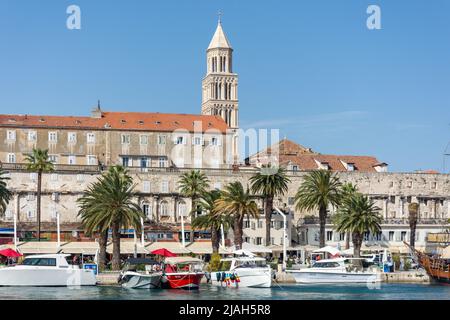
[0,111,229,133]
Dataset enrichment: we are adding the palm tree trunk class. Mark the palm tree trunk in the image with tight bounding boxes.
[211,228,219,254]
[352,232,363,267]
[233,216,244,250]
[98,229,108,271]
[111,222,121,271]
[345,232,350,250]
[265,196,273,246]
[410,222,416,249]
[37,171,42,242]
[319,205,327,248]
[190,196,196,243]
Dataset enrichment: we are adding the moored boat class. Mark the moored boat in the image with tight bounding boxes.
[209,256,272,288]
[161,256,204,290]
[0,254,97,286]
[287,258,381,284]
[119,258,163,289]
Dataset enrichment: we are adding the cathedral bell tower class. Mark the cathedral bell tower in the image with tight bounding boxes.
[201,18,239,129]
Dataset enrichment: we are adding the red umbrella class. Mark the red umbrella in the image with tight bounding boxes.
[0,248,22,258]
[151,248,177,257]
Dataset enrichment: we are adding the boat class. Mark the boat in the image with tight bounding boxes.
[119,258,163,289]
[0,254,97,286]
[209,256,272,288]
[161,256,204,290]
[404,241,450,284]
[287,258,382,284]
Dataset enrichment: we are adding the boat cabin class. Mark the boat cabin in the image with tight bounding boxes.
[21,254,72,268]
[220,257,268,271]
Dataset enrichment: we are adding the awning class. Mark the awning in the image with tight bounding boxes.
[185,241,231,254]
[107,241,148,254]
[236,242,272,253]
[146,241,191,254]
[312,245,341,256]
[59,242,99,255]
[16,241,64,254]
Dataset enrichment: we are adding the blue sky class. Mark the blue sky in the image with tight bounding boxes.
[0,0,449,172]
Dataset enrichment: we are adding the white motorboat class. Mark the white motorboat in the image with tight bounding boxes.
[287,258,381,284]
[209,256,272,288]
[0,254,97,286]
[119,258,162,289]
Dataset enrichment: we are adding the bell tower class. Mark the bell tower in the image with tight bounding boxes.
[201,18,239,129]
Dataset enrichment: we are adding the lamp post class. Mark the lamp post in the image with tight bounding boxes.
[274,207,288,271]
[181,214,186,247]
[13,211,17,251]
[56,211,61,248]
[220,224,225,248]
[140,217,145,247]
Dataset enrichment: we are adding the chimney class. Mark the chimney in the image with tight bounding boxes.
[91,100,102,118]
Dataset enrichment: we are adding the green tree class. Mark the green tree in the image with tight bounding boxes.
[24,149,54,241]
[250,165,290,246]
[0,168,12,217]
[408,203,419,249]
[294,170,342,247]
[77,166,144,271]
[333,193,382,263]
[192,190,232,254]
[214,182,259,249]
[178,170,210,242]
[341,182,358,249]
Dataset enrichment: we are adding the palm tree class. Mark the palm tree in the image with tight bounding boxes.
[408,203,419,249]
[178,170,210,242]
[0,168,12,217]
[192,190,232,253]
[77,166,144,271]
[294,170,342,248]
[341,182,358,249]
[24,148,54,241]
[214,182,259,249]
[250,165,290,246]
[334,193,382,262]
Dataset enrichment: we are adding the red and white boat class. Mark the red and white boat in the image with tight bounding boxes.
[161,257,204,290]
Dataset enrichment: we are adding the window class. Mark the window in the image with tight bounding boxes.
[363,232,370,241]
[160,202,169,216]
[178,202,187,217]
[122,157,130,167]
[244,237,250,243]
[175,136,184,145]
[271,237,275,245]
[28,131,37,141]
[140,157,148,168]
[400,231,407,241]
[159,157,166,168]
[143,181,151,193]
[22,258,56,267]
[68,132,77,143]
[406,181,413,188]
[87,133,96,143]
[257,220,263,229]
[292,165,299,172]
[244,220,250,228]
[339,233,345,241]
[140,135,148,145]
[347,163,355,171]
[27,192,35,201]
[68,155,76,165]
[389,181,394,188]
[326,231,333,241]
[256,237,263,245]
[158,135,166,145]
[87,155,97,165]
[211,137,221,146]
[388,231,395,241]
[193,136,203,145]
[27,210,35,219]
[7,153,16,163]
[161,181,169,193]
[389,196,396,204]
[5,209,13,220]
[431,182,437,189]
[121,134,131,144]
[142,204,151,218]
[48,132,57,142]
[6,130,16,141]
[48,155,57,164]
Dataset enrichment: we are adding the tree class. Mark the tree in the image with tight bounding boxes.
[341,182,358,249]
[294,170,342,248]
[192,190,232,253]
[334,193,382,263]
[178,170,210,242]
[0,168,12,217]
[250,165,290,246]
[24,149,54,241]
[408,203,419,249]
[77,166,144,271]
[214,182,259,249]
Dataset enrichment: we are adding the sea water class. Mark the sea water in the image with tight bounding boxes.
[0,283,449,300]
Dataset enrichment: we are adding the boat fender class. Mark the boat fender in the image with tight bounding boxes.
[216,272,221,282]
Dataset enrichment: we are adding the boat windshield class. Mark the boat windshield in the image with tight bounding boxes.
[22,258,57,267]
[234,259,267,269]
[311,261,341,268]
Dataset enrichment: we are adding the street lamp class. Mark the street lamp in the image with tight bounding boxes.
[274,207,288,271]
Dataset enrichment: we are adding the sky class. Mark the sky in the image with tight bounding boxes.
[0,0,449,173]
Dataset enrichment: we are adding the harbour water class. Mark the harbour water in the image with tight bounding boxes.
[1,283,449,300]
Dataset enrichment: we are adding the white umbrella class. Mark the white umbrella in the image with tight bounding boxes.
[232,249,256,257]
[312,246,341,256]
